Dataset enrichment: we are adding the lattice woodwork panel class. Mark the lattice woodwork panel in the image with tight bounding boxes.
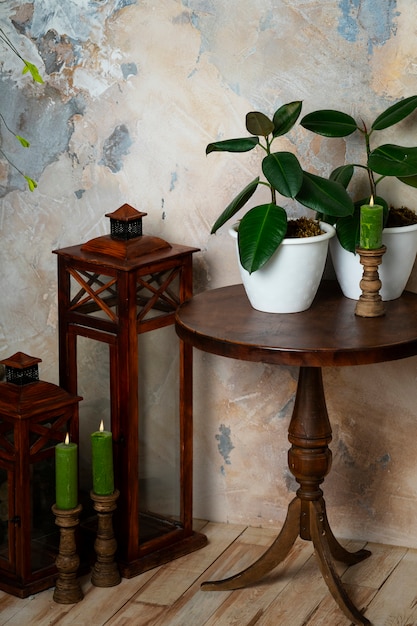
[29,413,69,459]
[69,269,118,322]
[136,268,180,322]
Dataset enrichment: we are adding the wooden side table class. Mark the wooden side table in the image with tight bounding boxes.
[175,282,417,626]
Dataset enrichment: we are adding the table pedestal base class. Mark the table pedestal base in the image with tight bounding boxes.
[201,367,371,626]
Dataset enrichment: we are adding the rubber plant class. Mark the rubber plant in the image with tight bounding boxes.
[207,101,354,273]
[0,26,43,191]
[300,95,417,252]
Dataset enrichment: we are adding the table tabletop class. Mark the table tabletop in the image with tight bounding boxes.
[175,282,417,367]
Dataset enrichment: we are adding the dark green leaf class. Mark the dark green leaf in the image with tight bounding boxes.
[296,172,354,217]
[272,101,302,137]
[301,110,358,137]
[372,95,417,131]
[397,174,417,188]
[329,164,354,188]
[238,203,287,273]
[368,144,417,177]
[262,151,303,198]
[246,111,274,137]
[335,210,360,253]
[206,137,259,155]
[211,177,259,234]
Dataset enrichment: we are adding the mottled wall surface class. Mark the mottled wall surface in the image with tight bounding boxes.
[2,0,417,546]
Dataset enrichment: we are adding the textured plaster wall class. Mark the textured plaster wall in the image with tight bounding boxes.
[2,0,417,546]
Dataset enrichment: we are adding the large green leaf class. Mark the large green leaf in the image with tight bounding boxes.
[238,203,287,273]
[301,110,358,137]
[246,111,274,137]
[262,151,303,198]
[211,177,259,234]
[372,95,417,131]
[296,172,354,217]
[272,101,302,137]
[329,164,354,188]
[397,174,417,188]
[206,137,259,155]
[368,144,417,177]
[335,210,360,253]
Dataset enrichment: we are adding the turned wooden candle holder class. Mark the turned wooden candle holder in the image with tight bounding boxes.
[52,503,84,604]
[90,489,121,587]
[355,245,386,318]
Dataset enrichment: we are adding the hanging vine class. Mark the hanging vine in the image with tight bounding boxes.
[0,27,43,191]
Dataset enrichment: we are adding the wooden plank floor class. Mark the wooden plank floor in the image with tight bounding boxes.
[1,520,416,625]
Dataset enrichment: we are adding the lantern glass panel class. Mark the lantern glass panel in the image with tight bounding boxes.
[30,457,58,572]
[77,336,110,513]
[138,326,180,541]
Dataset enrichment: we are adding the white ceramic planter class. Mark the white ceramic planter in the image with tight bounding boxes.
[230,221,336,313]
[330,222,417,301]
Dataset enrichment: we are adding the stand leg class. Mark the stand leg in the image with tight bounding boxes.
[202,367,371,626]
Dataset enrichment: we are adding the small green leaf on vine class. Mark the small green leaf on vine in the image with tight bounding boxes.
[22,61,44,84]
[24,176,37,191]
[16,135,30,148]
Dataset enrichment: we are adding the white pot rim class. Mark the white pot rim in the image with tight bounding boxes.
[382,222,417,235]
[229,220,335,244]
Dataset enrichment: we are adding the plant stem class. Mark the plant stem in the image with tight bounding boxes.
[360,121,377,198]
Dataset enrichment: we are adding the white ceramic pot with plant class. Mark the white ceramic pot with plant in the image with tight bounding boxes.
[230,221,336,313]
[301,96,417,300]
[206,102,353,313]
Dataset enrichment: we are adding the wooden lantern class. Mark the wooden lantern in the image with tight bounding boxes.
[53,205,207,577]
[0,352,81,597]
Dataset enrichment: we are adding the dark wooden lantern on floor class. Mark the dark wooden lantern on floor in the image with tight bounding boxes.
[0,352,81,597]
[53,204,206,577]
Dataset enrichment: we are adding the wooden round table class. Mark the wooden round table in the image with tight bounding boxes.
[175,282,417,626]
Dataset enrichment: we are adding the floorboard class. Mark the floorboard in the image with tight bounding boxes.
[0,521,415,626]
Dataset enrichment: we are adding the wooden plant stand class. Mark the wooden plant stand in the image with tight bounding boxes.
[355,246,386,318]
[52,503,83,604]
[91,489,121,587]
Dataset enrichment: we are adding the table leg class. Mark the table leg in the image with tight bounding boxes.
[201,497,300,591]
[202,366,371,626]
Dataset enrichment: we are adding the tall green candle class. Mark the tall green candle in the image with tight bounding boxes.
[359,197,384,249]
[55,434,78,510]
[91,420,114,495]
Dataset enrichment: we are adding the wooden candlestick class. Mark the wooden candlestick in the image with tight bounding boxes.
[90,489,121,587]
[355,246,386,318]
[52,503,83,604]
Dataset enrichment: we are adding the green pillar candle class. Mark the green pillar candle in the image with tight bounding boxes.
[91,421,114,495]
[55,435,78,510]
[359,198,384,249]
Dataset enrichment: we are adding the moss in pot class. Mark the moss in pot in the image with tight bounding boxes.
[207,101,354,274]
